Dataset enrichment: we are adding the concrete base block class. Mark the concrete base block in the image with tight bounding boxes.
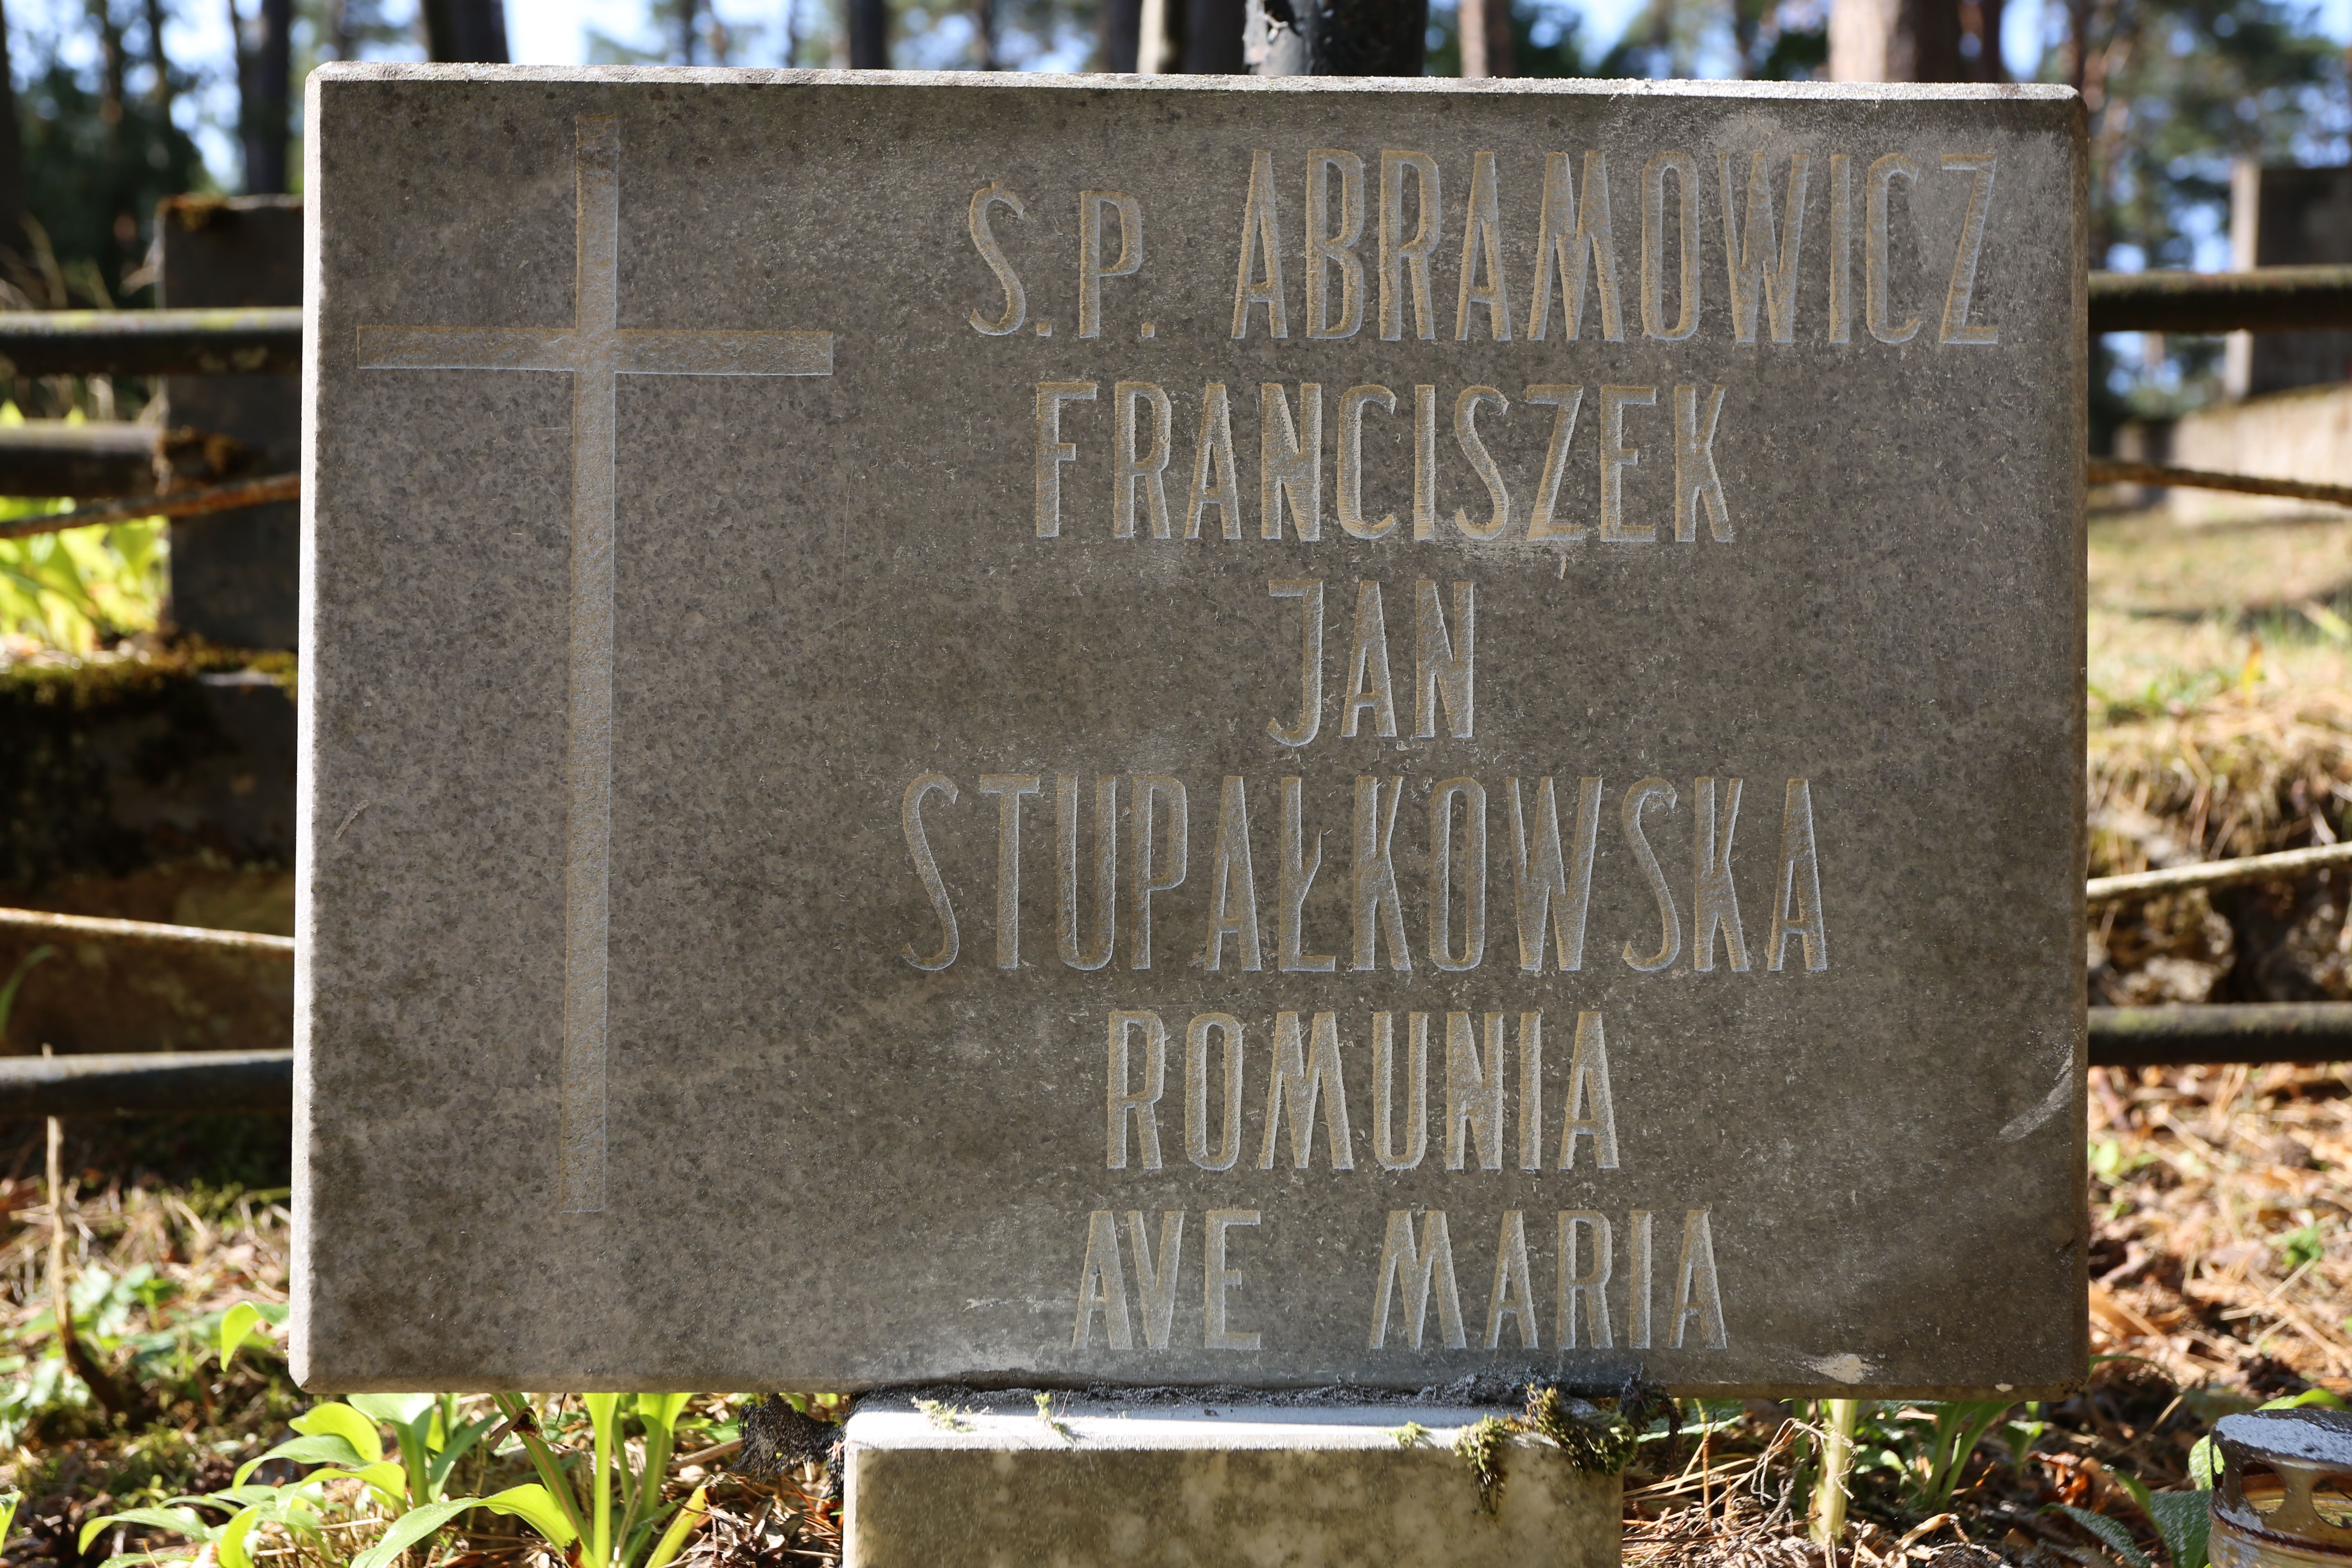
[843,1402,1622,1568]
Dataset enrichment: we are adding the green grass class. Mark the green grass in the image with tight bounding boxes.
[0,407,168,658]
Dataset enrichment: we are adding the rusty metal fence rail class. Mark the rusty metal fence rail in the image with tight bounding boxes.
[0,474,302,539]
[0,1051,292,1118]
[0,307,301,377]
[5,272,2350,532]
[2089,265,2352,333]
[0,306,305,532]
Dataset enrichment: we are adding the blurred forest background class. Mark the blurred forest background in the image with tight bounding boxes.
[0,0,2341,419]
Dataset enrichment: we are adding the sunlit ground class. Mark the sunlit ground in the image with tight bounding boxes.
[2090,499,2352,725]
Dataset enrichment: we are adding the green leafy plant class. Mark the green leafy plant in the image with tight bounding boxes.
[214,1302,287,1371]
[0,508,165,655]
[490,1392,707,1568]
[78,1492,297,1568]
[78,1381,718,1568]
[0,403,165,656]
[1809,1397,1859,1546]
[1517,1386,1637,1474]
[2091,1137,2160,1184]
[86,1392,574,1568]
[0,946,52,1052]
[2276,1223,2326,1274]
[1452,1415,1511,1513]
[0,1261,222,1443]
[2115,1471,2213,1568]
[2056,1503,2163,1568]
[913,1397,971,1432]
[1873,1400,2017,1510]
[1799,1398,2047,1546]
[2054,1476,2210,1568]
[1032,1392,1074,1443]
[1446,1388,1646,1517]
[2005,1401,2047,1470]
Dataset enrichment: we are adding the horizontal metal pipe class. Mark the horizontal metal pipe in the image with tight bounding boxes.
[0,1012,2319,1119]
[0,308,302,377]
[2091,1004,2352,1067]
[0,279,2298,374]
[0,905,294,958]
[2087,840,2352,904]
[2090,266,2352,333]
[0,473,299,541]
[0,421,158,498]
[2087,458,2352,512]
[0,1050,291,1118]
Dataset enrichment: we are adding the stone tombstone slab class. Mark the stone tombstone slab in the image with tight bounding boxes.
[296,66,2087,1395]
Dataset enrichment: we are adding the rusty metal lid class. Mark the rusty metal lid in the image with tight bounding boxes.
[2212,1408,2352,1557]
[2217,1409,2352,1468]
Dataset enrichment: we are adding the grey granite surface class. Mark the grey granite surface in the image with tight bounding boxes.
[295,66,2087,1395]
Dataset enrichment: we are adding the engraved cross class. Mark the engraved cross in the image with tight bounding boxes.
[359,115,834,1216]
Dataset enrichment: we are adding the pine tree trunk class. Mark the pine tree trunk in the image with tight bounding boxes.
[236,0,292,194]
[0,0,29,282]
[419,0,510,62]
[971,0,998,67]
[144,0,173,111]
[96,0,129,301]
[1829,0,1964,80]
[1246,0,1425,74]
[1962,0,2005,78]
[847,0,889,65]
[1459,0,1512,76]
[1180,0,1244,69]
[1104,0,1143,70]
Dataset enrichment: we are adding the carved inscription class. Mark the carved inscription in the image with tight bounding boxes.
[974,145,2002,353]
[1034,379,1735,544]
[902,762,1829,979]
[920,136,1968,1361]
[890,595,1832,1360]
[900,746,1831,1357]
[981,144,2007,545]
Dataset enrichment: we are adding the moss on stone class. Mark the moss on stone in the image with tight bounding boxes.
[1451,1416,1511,1515]
[1520,1386,1638,1475]
[1450,1386,1644,1516]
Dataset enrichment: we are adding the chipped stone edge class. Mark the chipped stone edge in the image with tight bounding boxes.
[850,1402,1519,1451]
[307,60,2079,103]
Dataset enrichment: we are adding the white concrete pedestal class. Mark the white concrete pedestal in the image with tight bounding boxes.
[842,1400,1623,1568]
